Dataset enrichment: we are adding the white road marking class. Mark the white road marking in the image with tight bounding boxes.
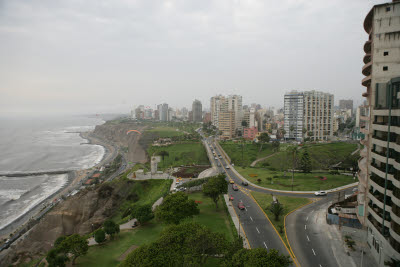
[311,210,315,213]
[250,216,253,221]
[263,241,268,249]
[319,265,323,267]
[306,216,309,221]
[307,235,310,242]
[244,206,247,211]
[305,225,307,230]
[256,227,260,234]
[312,248,316,256]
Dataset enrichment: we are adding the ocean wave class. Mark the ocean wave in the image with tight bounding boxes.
[0,189,28,201]
[0,174,68,230]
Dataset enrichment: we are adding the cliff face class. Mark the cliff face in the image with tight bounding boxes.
[92,122,147,163]
[1,180,134,265]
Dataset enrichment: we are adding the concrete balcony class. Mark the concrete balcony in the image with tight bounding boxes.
[368,192,384,209]
[364,40,372,54]
[363,53,371,64]
[368,206,391,228]
[362,61,372,76]
[362,75,371,87]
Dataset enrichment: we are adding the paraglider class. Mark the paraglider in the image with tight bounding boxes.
[126,130,142,135]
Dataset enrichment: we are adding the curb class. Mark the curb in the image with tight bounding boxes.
[249,192,298,267]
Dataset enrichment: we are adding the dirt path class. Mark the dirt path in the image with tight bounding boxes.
[250,152,277,167]
[118,244,139,261]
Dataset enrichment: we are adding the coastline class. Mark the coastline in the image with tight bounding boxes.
[0,130,116,241]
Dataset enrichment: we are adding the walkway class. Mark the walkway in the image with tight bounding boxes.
[250,152,277,167]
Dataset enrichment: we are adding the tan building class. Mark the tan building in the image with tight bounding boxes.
[211,94,243,139]
[219,111,235,139]
[360,1,400,265]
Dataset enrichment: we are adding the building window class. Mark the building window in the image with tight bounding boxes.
[383,66,388,71]
[384,51,389,56]
[386,6,391,12]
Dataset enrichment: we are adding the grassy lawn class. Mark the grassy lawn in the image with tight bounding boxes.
[219,141,275,167]
[188,192,236,242]
[146,126,186,138]
[236,167,355,191]
[147,142,209,170]
[111,179,172,224]
[256,142,358,170]
[76,222,165,267]
[251,191,310,248]
[77,192,236,267]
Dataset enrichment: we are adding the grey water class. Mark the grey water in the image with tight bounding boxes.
[0,115,105,231]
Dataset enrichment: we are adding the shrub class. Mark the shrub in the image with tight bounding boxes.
[94,229,106,243]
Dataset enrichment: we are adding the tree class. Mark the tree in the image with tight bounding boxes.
[46,248,68,267]
[131,204,154,225]
[280,129,286,140]
[94,229,106,243]
[229,248,291,267]
[157,150,169,166]
[58,234,89,265]
[103,220,120,239]
[120,222,230,267]
[155,192,199,224]
[272,141,280,153]
[289,125,295,138]
[202,174,228,209]
[268,202,284,221]
[258,132,270,153]
[299,149,312,173]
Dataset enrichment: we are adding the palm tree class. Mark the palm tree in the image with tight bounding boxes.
[269,202,284,221]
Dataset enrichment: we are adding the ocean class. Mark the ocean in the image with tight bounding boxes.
[0,115,105,231]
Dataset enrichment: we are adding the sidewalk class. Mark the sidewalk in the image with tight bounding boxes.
[223,194,250,249]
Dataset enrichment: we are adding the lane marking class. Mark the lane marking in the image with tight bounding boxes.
[306,216,309,221]
[305,225,307,230]
[312,248,316,256]
[311,210,315,213]
[263,241,268,249]
[250,216,253,222]
[256,227,260,234]
[244,206,247,211]
[319,265,323,267]
[306,235,310,242]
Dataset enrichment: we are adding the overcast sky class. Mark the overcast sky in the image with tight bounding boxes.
[0,0,388,115]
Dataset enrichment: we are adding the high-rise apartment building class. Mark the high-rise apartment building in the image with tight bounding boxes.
[210,94,242,138]
[303,91,334,141]
[157,103,169,121]
[284,90,333,141]
[339,99,354,111]
[284,91,304,141]
[360,1,400,265]
[192,99,203,122]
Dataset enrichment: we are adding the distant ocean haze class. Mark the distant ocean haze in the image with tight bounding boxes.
[0,115,105,231]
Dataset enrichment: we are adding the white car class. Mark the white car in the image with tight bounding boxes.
[225,165,230,169]
[314,191,327,196]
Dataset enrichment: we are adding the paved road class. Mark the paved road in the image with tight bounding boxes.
[202,134,358,267]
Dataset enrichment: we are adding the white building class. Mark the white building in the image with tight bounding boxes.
[284,91,304,141]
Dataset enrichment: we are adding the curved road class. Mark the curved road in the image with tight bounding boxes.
[203,134,357,267]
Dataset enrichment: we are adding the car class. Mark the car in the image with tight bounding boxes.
[314,191,327,196]
[230,180,235,184]
[214,157,218,160]
[219,155,222,159]
[241,181,248,186]
[232,184,238,191]
[238,201,245,210]
[225,165,230,169]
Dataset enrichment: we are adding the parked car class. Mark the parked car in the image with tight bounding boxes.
[230,180,235,184]
[225,165,230,169]
[238,201,245,210]
[241,181,248,186]
[314,191,327,196]
[232,184,238,191]
[219,155,222,159]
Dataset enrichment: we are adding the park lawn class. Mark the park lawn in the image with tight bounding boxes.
[236,167,355,191]
[146,126,186,138]
[219,141,276,167]
[111,179,172,224]
[251,191,310,248]
[76,222,165,267]
[188,192,237,242]
[256,142,358,170]
[147,142,209,170]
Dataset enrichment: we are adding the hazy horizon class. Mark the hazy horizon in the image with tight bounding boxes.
[0,0,387,115]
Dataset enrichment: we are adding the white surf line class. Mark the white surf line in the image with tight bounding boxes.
[305,225,307,230]
[307,235,310,242]
[256,227,260,234]
[312,248,316,256]
[250,216,253,222]
[263,241,268,249]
